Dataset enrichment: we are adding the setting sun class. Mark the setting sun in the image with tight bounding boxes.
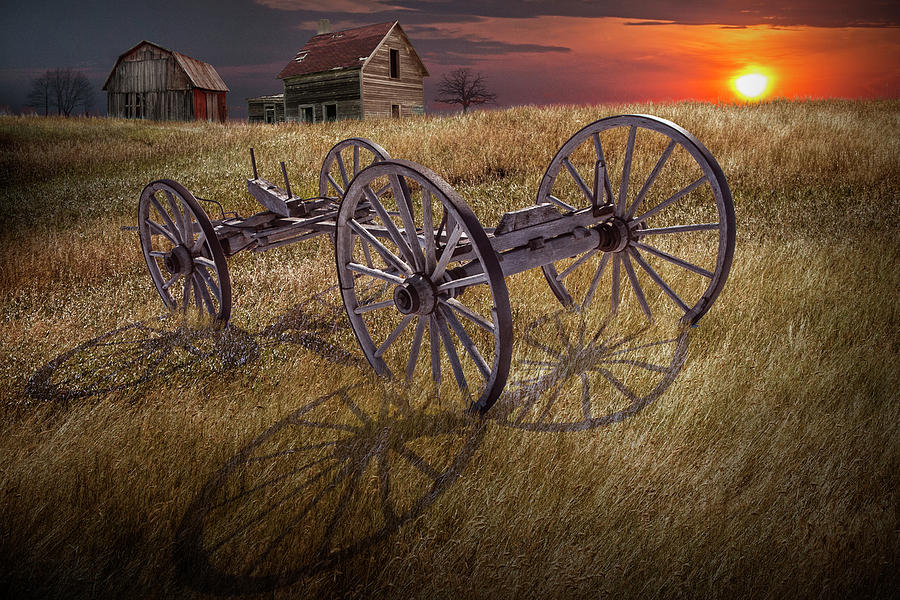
[734,72,769,100]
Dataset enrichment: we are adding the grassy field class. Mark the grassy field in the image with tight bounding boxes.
[0,99,898,599]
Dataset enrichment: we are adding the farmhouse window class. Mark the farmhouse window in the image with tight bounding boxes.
[390,49,399,79]
[391,104,401,119]
[300,105,314,123]
[324,103,337,122]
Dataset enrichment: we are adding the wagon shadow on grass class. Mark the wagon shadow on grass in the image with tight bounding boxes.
[173,382,486,596]
[23,286,362,403]
[169,309,691,595]
[491,308,692,432]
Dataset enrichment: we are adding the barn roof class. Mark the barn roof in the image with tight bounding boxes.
[102,41,229,92]
[277,21,427,79]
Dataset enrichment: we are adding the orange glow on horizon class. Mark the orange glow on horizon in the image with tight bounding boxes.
[422,18,899,105]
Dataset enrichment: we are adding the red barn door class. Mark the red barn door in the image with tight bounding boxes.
[193,90,207,121]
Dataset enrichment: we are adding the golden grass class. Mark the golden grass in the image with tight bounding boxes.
[0,99,898,599]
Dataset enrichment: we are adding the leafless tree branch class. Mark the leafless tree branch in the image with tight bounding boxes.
[434,68,497,114]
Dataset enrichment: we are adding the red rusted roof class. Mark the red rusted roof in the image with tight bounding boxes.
[102,41,228,92]
[171,50,228,91]
[277,21,396,79]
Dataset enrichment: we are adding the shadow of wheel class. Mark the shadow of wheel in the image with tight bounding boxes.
[174,383,485,595]
[492,309,691,431]
[24,317,258,402]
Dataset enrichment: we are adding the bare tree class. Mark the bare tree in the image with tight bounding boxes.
[26,69,95,117]
[434,68,496,114]
[26,72,53,116]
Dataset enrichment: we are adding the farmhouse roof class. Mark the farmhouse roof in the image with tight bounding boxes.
[102,41,229,92]
[278,21,428,79]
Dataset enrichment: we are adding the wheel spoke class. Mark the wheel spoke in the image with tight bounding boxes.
[194,256,216,269]
[581,252,610,310]
[422,189,437,272]
[360,238,375,268]
[626,139,676,220]
[190,229,207,253]
[441,305,490,379]
[194,272,216,315]
[633,241,714,278]
[147,219,178,244]
[347,262,406,284]
[327,173,345,197]
[349,219,411,276]
[363,185,417,267]
[163,190,187,241]
[545,194,576,212]
[429,315,441,384]
[557,248,599,281]
[435,311,468,395]
[436,273,487,293]
[622,252,652,321]
[634,223,720,236]
[162,272,181,291]
[610,253,621,314]
[150,196,182,244]
[182,275,191,309]
[618,125,636,216]
[406,316,427,380]
[627,247,690,313]
[390,175,426,272]
[353,145,360,175]
[192,277,203,311]
[635,175,707,224]
[443,298,495,333]
[148,250,166,257]
[337,153,350,188]
[431,224,463,282]
[196,265,222,303]
[375,314,415,358]
[353,299,395,315]
[562,158,594,205]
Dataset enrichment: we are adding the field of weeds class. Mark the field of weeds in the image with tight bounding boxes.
[0,99,898,599]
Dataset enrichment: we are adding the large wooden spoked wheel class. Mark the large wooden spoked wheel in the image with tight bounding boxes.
[319,137,391,201]
[138,179,232,323]
[335,160,513,413]
[537,114,736,326]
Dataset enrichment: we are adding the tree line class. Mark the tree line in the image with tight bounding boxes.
[27,68,95,117]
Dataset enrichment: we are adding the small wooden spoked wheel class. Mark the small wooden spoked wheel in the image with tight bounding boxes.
[537,114,736,326]
[334,159,513,413]
[319,138,391,201]
[138,179,232,323]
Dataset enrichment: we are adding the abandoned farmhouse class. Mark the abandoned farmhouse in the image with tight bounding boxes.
[249,20,428,123]
[103,41,229,123]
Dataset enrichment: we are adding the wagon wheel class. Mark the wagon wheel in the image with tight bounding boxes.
[537,114,736,326]
[138,179,232,323]
[335,159,513,413]
[319,137,391,201]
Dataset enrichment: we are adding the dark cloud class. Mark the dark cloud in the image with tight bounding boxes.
[261,0,900,28]
[414,36,570,66]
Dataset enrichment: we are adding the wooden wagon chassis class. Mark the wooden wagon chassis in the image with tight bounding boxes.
[138,114,736,412]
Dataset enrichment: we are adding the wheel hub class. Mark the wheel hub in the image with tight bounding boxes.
[595,218,631,253]
[394,273,437,315]
[163,245,193,275]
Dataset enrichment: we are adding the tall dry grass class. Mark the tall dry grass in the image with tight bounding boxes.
[0,99,898,599]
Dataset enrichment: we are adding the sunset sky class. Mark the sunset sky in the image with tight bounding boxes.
[1,1,898,118]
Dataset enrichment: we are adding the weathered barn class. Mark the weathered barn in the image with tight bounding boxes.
[247,93,285,124]
[273,20,428,123]
[103,41,229,122]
